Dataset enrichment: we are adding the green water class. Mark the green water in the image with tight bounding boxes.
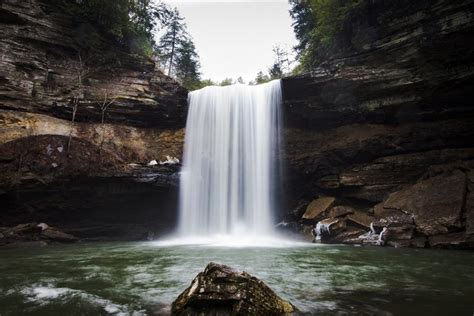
[0,242,473,315]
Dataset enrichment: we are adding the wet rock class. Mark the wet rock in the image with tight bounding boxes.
[332,227,366,244]
[5,223,42,236]
[171,262,299,316]
[385,225,415,241]
[302,197,335,221]
[410,237,427,248]
[428,233,470,248]
[346,211,374,230]
[41,227,78,243]
[329,206,355,218]
[0,223,78,245]
[314,218,347,242]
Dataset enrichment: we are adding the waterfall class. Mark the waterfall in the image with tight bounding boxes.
[178,80,282,238]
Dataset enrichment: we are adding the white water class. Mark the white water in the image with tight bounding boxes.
[178,80,282,241]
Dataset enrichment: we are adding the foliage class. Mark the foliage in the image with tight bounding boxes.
[289,0,365,71]
[268,45,292,79]
[289,0,315,57]
[157,8,187,75]
[156,8,203,91]
[55,0,172,56]
[219,78,234,86]
[254,71,271,84]
[174,39,201,89]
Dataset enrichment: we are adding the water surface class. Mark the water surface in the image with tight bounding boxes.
[0,242,473,315]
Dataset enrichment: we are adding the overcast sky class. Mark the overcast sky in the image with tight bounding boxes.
[160,0,298,83]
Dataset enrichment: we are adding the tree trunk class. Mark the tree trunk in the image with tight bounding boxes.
[168,26,177,76]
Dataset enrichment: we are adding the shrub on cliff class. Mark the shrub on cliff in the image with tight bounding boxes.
[52,0,171,56]
[290,0,365,71]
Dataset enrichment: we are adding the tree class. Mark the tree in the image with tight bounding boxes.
[157,8,187,76]
[268,45,292,79]
[236,77,245,84]
[67,51,89,153]
[289,0,315,57]
[288,0,365,71]
[268,63,283,80]
[95,88,119,124]
[57,0,173,56]
[254,71,270,84]
[219,78,233,86]
[175,38,201,89]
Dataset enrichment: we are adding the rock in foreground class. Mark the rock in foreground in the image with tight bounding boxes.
[172,262,299,315]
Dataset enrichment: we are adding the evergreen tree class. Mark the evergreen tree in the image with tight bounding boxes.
[157,8,187,76]
[219,78,233,86]
[289,0,315,57]
[175,38,201,89]
[254,71,270,84]
[268,63,283,80]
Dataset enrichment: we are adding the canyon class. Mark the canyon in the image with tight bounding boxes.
[1,0,473,248]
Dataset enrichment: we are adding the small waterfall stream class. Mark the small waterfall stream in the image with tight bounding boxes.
[178,80,282,238]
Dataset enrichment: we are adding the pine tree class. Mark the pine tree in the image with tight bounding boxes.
[289,0,315,57]
[157,8,187,76]
[175,38,201,89]
[254,71,270,84]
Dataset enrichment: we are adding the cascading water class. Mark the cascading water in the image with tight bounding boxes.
[178,80,282,239]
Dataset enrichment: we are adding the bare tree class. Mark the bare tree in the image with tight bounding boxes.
[67,51,89,153]
[94,85,120,159]
[95,88,118,124]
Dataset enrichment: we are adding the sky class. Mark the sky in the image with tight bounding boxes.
[160,0,298,83]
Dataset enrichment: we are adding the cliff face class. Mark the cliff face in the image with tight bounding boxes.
[0,0,187,240]
[0,0,188,127]
[280,0,474,248]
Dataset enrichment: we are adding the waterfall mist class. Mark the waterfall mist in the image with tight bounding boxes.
[178,80,282,239]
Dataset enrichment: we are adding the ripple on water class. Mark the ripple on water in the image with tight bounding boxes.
[18,283,145,315]
[0,242,473,315]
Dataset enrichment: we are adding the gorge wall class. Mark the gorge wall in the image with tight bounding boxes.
[1,0,473,248]
[280,0,474,248]
[0,0,187,240]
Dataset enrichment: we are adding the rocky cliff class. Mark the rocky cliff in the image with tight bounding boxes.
[280,0,474,248]
[0,0,187,240]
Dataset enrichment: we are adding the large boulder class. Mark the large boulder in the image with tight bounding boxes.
[171,262,299,315]
[302,197,335,220]
[374,170,466,236]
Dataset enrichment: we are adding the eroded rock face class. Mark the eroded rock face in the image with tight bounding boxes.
[280,0,474,249]
[172,262,299,315]
[376,171,466,236]
[0,0,187,240]
[0,0,188,127]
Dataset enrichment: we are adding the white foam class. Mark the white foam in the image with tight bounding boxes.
[150,233,317,248]
[20,284,143,315]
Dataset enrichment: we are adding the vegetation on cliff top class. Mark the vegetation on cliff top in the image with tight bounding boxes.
[55,0,202,90]
[289,0,365,72]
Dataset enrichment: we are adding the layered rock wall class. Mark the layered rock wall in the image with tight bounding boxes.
[0,0,187,239]
[280,0,474,248]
